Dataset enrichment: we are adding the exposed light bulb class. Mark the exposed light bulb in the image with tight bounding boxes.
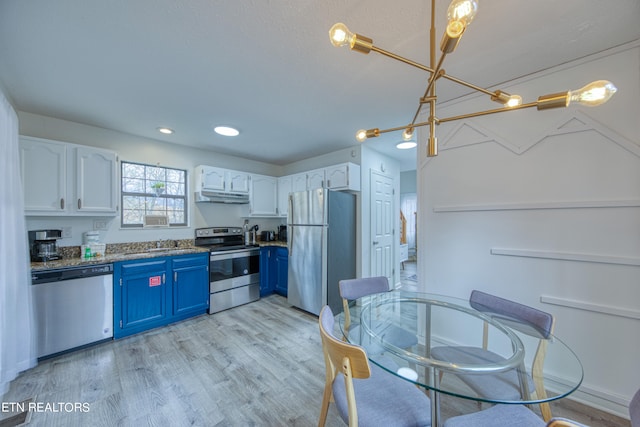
[329,23,353,48]
[447,0,478,26]
[355,128,380,142]
[568,80,617,107]
[356,129,368,142]
[506,95,522,108]
[491,91,522,108]
[402,127,414,141]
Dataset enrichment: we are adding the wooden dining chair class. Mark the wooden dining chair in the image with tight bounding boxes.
[430,290,556,421]
[338,276,418,353]
[318,305,432,427]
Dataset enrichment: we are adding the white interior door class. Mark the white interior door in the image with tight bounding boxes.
[370,170,394,284]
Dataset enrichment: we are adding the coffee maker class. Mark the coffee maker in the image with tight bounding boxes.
[29,229,62,262]
[278,224,287,242]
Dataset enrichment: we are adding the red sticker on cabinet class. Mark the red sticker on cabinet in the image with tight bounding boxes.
[149,276,162,287]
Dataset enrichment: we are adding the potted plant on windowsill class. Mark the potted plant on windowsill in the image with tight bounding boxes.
[151,182,165,196]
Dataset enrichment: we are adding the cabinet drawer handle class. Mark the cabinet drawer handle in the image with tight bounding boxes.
[77,198,82,209]
[60,198,65,209]
[162,273,166,284]
[174,272,177,282]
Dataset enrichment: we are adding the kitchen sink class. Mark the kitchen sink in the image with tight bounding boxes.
[146,248,190,254]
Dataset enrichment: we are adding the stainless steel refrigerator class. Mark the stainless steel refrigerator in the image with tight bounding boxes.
[287,188,356,316]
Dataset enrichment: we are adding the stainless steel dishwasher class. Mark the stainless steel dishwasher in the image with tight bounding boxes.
[31,263,114,359]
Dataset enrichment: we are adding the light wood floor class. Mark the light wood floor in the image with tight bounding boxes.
[2,282,631,426]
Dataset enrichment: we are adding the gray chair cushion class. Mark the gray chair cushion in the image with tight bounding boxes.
[430,345,534,400]
[443,404,545,427]
[332,360,432,427]
[339,276,390,300]
[470,290,554,339]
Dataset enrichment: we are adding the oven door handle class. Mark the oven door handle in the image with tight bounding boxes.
[210,249,260,261]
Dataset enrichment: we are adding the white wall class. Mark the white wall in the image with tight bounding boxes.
[19,112,285,246]
[417,41,640,417]
[400,170,417,194]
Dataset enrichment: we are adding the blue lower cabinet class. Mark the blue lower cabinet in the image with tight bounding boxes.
[260,247,273,296]
[114,252,209,339]
[274,247,288,297]
[172,253,210,320]
[260,246,288,297]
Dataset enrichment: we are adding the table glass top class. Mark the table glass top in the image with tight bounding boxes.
[336,291,584,404]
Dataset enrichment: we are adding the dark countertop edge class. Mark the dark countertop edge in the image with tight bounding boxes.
[257,241,288,248]
[30,247,210,271]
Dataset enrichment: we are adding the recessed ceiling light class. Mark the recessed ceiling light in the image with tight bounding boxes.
[214,126,240,137]
[396,141,417,149]
[157,127,174,135]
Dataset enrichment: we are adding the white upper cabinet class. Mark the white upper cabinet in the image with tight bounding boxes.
[197,166,250,194]
[306,168,325,190]
[249,174,278,216]
[325,162,360,191]
[20,137,67,213]
[227,170,250,194]
[277,175,293,217]
[291,173,307,193]
[20,136,118,216]
[199,166,226,192]
[74,146,118,213]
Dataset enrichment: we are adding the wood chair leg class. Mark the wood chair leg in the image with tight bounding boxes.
[318,384,332,427]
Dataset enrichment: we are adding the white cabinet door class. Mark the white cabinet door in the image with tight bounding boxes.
[291,173,307,193]
[199,166,226,192]
[326,162,361,191]
[277,175,292,217]
[306,169,325,190]
[228,171,250,194]
[20,136,118,216]
[250,174,277,216]
[20,137,67,213]
[75,146,118,213]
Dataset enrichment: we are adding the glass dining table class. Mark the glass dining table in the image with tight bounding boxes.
[335,291,584,427]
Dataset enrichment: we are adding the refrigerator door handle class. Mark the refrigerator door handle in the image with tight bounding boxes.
[288,195,293,256]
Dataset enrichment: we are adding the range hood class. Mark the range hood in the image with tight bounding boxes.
[195,189,250,204]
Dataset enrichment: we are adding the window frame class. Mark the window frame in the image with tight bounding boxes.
[120,160,188,228]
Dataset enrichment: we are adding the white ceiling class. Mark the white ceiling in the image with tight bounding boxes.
[1,1,638,171]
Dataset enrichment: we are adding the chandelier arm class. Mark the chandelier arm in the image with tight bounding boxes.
[370,46,511,101]
[373,101,540,137]
[370,46,436,76]
[410,53,447,126]
[440,73,498,98]
[438,101,538,123]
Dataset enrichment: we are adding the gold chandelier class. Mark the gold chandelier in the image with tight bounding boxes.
[329,0,617,157]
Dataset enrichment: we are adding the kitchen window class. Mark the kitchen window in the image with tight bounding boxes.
[121,161,187,228]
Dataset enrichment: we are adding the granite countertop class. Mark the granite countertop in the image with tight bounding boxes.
[256,240,287,248]
[30,246,210,271]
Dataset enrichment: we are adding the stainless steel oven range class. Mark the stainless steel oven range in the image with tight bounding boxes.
[195,227,260,314]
